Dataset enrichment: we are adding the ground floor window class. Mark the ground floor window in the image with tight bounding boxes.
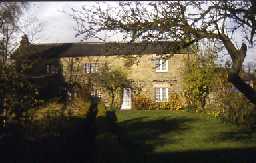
[85,63,98,73]
[155,87,168,102]
[90,89,102,98]
[46,64,59,74]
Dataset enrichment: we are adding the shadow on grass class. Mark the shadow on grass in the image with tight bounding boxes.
[148,147,256,163]
[118,116,194,151]
[110,113,256,163]
[95,115,196,163]
[0,116,97,163]
[1,109,256,163]
[214,128,256,143]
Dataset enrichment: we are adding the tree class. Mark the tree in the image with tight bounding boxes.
[0,2,27,64]
[182,47,217,110]
[18,15,44,43]
[69,1,256,105]
[0,64,38,122]
[0,2,42,125]
[91,64,132,109]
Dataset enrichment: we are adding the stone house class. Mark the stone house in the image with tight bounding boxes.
[14,35,193,109]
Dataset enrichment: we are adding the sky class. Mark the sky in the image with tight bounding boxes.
[23,2,86,43]
[23,2,255,66]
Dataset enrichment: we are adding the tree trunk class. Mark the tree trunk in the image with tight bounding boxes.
[110,92,115,109]
[228,73,256,105]
[219,34,256,106]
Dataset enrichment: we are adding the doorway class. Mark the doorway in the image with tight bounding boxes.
[121,88,132,110]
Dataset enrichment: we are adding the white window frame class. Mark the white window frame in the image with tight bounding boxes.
[84,63,98,73]
[155,87,169,102]
[46,64,58,74]
[155,58,168,72]
[90,89,102,97]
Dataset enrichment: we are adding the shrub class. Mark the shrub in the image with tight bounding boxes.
[133,94,154,110]
[168,93,185,110]
[221,93,256,128]
[66,97,91,117]
[91,64,132,110]
[183,105,195,112]
[0,64,39,122]
[97,100,107,118]
[205,91,256,127]
[182,51,217,111]
[133,93,185,111]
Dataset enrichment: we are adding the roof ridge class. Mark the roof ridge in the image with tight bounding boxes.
[32,41,177,46]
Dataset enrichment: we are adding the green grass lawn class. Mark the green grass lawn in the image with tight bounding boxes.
[2,103,256,163]
[111,110,256,163]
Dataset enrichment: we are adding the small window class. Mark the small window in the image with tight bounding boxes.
[46,64,58,74]
[155,87,168,102]
[91,89,102,98]
[85,63,98,73]
[155,58,168,72]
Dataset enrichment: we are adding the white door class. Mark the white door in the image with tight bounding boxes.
[121,88,132,110]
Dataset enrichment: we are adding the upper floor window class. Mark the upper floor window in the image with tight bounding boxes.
[155,87,168,102]
[85,63,98,73]
[46,64,59,74]
[155,58,168,72]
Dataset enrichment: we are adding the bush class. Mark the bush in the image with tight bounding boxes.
[97,100,107,118]
[182,53,217,111]
[168,93,185,110]
[205,92,256,127]
[133,93,185,111]
[183,105,195,112]
[133,94,154,110]
[0,64,39,122]
[221,93,256,128]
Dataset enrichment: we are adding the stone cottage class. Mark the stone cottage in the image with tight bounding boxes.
[14,35,194,109]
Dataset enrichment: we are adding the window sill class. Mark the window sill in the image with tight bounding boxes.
[155,100,169,102]
[155,70,168,73]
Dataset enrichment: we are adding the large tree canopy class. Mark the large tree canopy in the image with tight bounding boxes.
[70,1,256,105]
[0,2,27,63]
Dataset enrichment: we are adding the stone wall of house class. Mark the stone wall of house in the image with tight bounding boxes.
[60,53,189,102]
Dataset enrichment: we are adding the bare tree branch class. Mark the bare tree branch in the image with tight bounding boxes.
[68,1,256,105]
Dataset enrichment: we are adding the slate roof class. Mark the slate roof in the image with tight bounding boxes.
[13,41,194,59]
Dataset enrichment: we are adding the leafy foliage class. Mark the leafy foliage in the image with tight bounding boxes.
[182,52,217,111]
[70,1,256,105]
[199,64,256,127]
[0,64,38,121]
[221,93,256,127]
[133,93,185,111]
[0,2,27,63]
[133,94,154,110]
[91,64,132,109]
[205,71,256,127]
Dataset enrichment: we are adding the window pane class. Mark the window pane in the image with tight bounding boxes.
[162,60,166,70]
[85,63,90,73]
[91,63,96,73]
[97,90,102,98]
[51,66,58,74]
[155,59,160,70]
[155,88,161,101]
[161,88,166,99]
[161,88,167,101]
[46,64,50,73]
[95,64,98,72]
[46,64,58,74]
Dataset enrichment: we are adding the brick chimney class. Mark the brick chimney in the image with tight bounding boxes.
[20,34,30,47]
